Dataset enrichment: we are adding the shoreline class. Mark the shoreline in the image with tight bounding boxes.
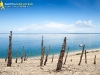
[0,48,100,59]
[0,48,100,75]
[27,48,100,59]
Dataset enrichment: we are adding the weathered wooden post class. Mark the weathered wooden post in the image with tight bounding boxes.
[56,37,66,71]
[44,46,50,65]
[64,47,69,64]
[40,36,45,66]
[85,50,87,63]
[21,46,24,63]
[78,45,85,65]
[51,54,54,63]
[15,50,18,63]
[94,55,96,64]
[7,31,12,67]
[5,49,8,62]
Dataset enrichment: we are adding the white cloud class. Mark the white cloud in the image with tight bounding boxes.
[14,22,76,33]
[14,20,99,33]
[75,20,94,27]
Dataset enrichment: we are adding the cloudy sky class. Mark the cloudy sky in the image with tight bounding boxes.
[0,0,100,33]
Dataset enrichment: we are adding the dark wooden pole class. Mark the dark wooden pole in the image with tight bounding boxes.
[40,46,45,66]
[15,50,18,63]
[40,36,45,66]
[64,47,69,64]
[78,45,85,65]
[7,31,12,67]
[85,50,87,63]
[44,46,50,65]
[10,31,12,64]
[56,37,66,71]
[21,46,24,63]
[94,55,96,64]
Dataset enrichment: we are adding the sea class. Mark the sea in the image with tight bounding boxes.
[0,33,100,58]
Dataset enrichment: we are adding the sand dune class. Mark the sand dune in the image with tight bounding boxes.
[0,49,100,75]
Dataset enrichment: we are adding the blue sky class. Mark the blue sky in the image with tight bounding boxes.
[0,0,100,33]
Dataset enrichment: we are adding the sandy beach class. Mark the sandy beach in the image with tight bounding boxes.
[0,49,100,75]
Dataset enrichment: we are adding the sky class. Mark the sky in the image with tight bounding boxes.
[0,0,100,33]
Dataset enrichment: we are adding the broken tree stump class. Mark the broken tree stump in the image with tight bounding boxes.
[78,45,85,65]
[94,55,96,64]
[85,50,87,63]
[56,37,66,71]
[64,47,69,64]
[7,31,12,67]
[44,46,50,65]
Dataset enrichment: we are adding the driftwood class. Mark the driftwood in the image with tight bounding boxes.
[85,50,87,63]
[56,37,66,71]
[64,47,69,64]
[94,55,96,64]
[78,45,85,65]
[40,36,45,66]
[15,50,18,63]
[7,31,12,67]
[51,54,54,63]
[44,46,50,65]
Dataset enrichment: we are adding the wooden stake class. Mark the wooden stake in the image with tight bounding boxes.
[64,47,69,64]
[78,45,85,65]
[15,50,18,63]
[40,36,45,66]
[7,31,12,67]
[44,46,50,65]
[56,37,66,71]
[40,46,45,66]
[21,46,24,63]
[94,55,96,64]
[85,50,87,63]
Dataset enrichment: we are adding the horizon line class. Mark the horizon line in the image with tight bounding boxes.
[0,33,100,34]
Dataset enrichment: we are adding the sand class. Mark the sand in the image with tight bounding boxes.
[0,49,100,75]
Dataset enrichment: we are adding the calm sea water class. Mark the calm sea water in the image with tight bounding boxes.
[0,33,100,58]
